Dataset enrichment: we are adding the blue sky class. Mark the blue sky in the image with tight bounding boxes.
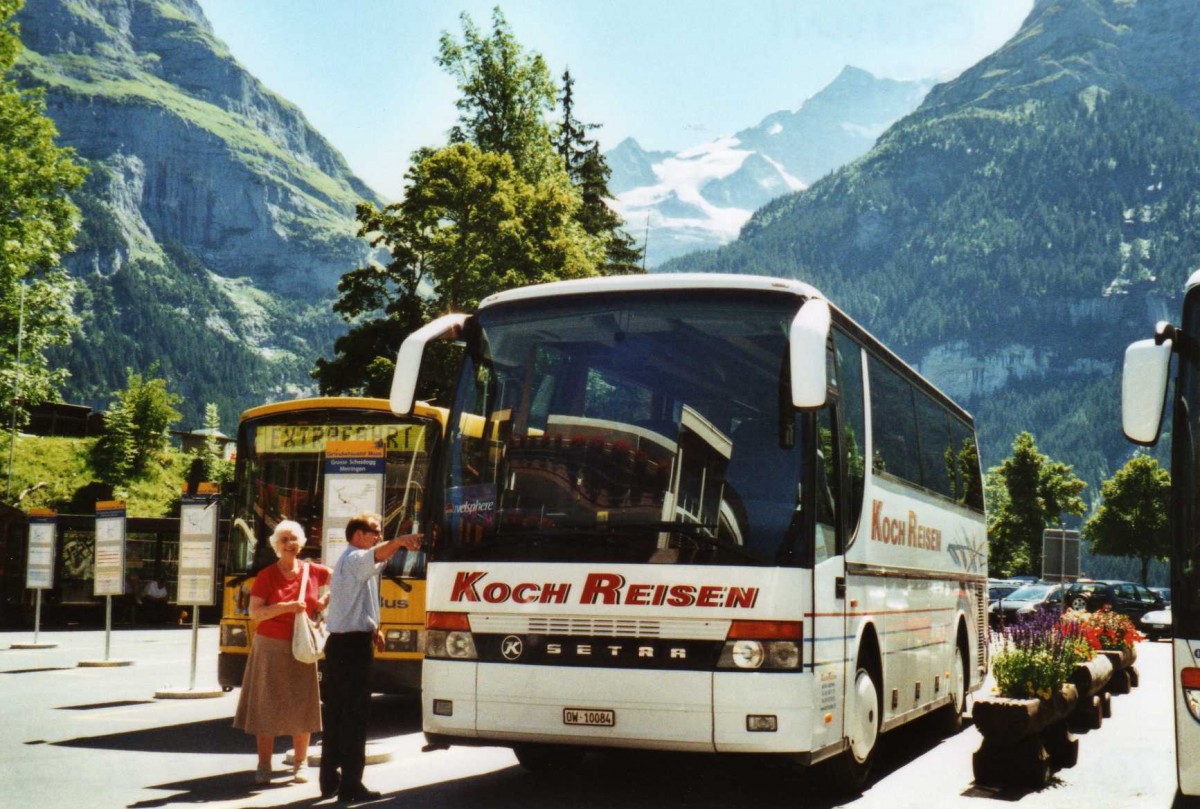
[197,0,1033,201]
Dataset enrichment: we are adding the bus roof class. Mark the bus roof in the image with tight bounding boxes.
[240,397,446,426]
[475,272,972,424]
[478,273,824,308]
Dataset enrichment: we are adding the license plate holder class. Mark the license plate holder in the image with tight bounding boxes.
[563,707,615,727]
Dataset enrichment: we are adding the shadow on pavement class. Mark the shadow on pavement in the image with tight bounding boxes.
[146,707,971,809]
[51,694,422,755]
[128,770,302,808]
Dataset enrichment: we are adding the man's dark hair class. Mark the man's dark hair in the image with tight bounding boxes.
[345,512,382,541]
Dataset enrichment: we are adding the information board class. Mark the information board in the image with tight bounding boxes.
[25,509,57,590]
[93,500,126,597]
[177,483,219,606]
[322,440,385,567]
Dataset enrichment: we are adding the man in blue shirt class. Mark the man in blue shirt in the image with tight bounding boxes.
[319,512,422,802]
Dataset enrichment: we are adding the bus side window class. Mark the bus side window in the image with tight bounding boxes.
[814,402,840,564]
[833,329,866,544]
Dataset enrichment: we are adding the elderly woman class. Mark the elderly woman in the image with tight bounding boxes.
[234,520,331,785]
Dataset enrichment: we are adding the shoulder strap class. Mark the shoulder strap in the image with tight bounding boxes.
[298,561,310,601]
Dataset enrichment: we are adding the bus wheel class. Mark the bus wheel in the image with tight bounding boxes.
[513,744,585,774]
[831,666,880,793]
[937,637,967,735]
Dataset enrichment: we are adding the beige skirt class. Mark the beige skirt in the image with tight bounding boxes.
[233,635,322,736]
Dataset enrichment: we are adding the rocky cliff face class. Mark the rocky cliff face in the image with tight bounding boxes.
[14,0,380,425]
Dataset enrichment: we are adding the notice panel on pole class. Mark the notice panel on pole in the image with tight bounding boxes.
[94,500,126,597]
[178,483,219,606]
[25,509,57,590]
[322,441,385,567]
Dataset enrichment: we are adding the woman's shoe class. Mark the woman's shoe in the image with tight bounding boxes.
[255,764,272,785]
[292,763,310,783]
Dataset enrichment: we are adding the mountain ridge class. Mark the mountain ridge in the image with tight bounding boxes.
[14,0,379,427]
[663,0,1200,493]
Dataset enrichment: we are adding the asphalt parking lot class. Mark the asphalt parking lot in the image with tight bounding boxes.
[0,626,1181,809]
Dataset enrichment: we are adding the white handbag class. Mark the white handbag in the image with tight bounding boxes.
[291,562,327,664]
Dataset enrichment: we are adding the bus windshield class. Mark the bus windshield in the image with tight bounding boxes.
[440,290,812,567]
[227,408,439,577]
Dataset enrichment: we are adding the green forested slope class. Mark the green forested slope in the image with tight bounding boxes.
[664,1,1200,495]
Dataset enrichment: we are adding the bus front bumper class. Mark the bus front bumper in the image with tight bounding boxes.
[422,660,817,754]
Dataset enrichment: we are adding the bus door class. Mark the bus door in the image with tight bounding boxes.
[809,393,847,753]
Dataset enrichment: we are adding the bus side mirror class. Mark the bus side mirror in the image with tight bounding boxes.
[1122,337,1172,445]
[790,299,831,409]
[390,313,469,415]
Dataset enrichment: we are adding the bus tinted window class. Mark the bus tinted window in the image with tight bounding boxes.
[833,329,866,542]
[915,391,954,498]
[948,417,984,511]
[868,355,922,485]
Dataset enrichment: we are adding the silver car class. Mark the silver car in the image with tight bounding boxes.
[1140,607,1171,641]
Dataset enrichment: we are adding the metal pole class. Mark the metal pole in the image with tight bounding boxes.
[104,595,112,660]
[189,608,199,690]
[33,588,42,643]
[7,282,25,495]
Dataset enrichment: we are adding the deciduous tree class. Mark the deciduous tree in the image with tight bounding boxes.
[0,0,85,431]
[1083,454,1169,585]
[93,369,182,483]
[986,432,1086,577]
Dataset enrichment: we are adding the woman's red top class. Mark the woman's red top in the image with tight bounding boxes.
[250,560,332,640]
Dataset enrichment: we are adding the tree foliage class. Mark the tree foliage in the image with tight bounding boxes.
[315,9,633,402]
[0,0,85,427]
[1083,454,1170,585]
[437,7,557,183]
[986,431,1087,577]
[93,369,182,484]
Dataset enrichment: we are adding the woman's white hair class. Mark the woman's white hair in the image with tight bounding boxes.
[268,520,307,557]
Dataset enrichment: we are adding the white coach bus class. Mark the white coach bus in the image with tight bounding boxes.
[1122,268,1200,799]
[391,274,987,790]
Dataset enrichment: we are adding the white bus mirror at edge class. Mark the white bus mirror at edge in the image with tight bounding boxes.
[790,299,831,409]
[1122,337,1172,445]
[390,313,469,415]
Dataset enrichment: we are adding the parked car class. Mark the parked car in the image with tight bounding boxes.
[1151,586,1172,607]
[987,579,1023,607]
[989,583,1062,628]
[1140,607,1171,641]
[1062,580,1164,621]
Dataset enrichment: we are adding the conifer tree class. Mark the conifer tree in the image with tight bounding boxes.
[556,69,643,274]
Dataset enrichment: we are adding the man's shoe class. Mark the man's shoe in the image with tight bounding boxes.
[338,787,382,803]
[319,778,340,799]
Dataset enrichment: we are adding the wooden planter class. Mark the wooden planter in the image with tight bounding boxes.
[1068,654,1113,730]
[1100,647,1138,695]
[972,684,1080,788]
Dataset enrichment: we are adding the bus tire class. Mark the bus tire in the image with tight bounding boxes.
[513,744,585,774]
[937,632,968,736]
[830,665,880,794]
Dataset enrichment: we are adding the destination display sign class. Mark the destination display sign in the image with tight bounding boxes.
[255,423,427,455]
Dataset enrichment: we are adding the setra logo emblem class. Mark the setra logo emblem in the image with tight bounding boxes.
[500,635,524,661]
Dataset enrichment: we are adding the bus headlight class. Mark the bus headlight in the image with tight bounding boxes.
[383,629,421,652]
[426,630,478,660]
[221,623,248,648]
[717,621,802,670]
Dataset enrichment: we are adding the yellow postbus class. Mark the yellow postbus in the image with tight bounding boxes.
[217,397,446,692]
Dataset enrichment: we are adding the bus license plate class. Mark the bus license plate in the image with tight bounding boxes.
[563,708,615,727]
